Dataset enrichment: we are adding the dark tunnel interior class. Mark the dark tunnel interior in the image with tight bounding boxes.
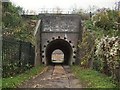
[45,39,73,65]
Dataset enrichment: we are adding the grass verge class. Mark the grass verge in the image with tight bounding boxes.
[71,65,117,88]
[2,65,45,88]
[0,79,2,89]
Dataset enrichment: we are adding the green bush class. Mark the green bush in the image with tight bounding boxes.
[3,61,33,78]
[92,10,118,31]
[78,29,95,68]
[94,36,120,84]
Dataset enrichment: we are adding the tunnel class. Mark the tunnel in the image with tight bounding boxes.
[52,49,64,63]
[45,39,73,65]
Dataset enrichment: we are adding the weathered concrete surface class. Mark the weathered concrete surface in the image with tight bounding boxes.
[40,14,81,65]
[37,14,82,65]
[34,20,42,66]
[18,65,83,88]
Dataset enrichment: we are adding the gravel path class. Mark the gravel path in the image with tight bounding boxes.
[18,65,83,88]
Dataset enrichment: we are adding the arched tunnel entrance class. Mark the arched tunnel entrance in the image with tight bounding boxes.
[45,39,73,65]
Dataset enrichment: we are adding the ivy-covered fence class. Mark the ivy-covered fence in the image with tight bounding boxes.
[2,38,35,78]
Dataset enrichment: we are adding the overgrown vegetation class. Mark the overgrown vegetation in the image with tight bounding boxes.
[94,36,120,81]
[78,29,95,68]
[2,1,37,81]
[84,9,120,37]
[2,65,45,88]
[2,38,35,78]
[92,10,118,31]
[3,61,33,78]
[2,1,120,88]
[71,66,116,88]
[2,2,37,44]
[78,7,120,87]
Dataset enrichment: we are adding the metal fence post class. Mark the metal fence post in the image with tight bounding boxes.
[29,43,31,64]
[19,41,22,61]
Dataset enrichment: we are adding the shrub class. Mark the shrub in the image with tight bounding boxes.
[92,10,118,31]
[78,29,95,68]
[3,61,33,78]
[94,36,120,84]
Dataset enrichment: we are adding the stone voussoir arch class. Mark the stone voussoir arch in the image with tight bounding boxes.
[42,36,76,65]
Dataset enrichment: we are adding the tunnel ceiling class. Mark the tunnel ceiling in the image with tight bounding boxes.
[45,39,73,65]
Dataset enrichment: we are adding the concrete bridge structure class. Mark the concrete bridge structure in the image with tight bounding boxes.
[34,14,82,66]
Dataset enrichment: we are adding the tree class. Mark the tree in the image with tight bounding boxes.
[92,9,118,30]
[2,1,36,44]
[2,2,23,28]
